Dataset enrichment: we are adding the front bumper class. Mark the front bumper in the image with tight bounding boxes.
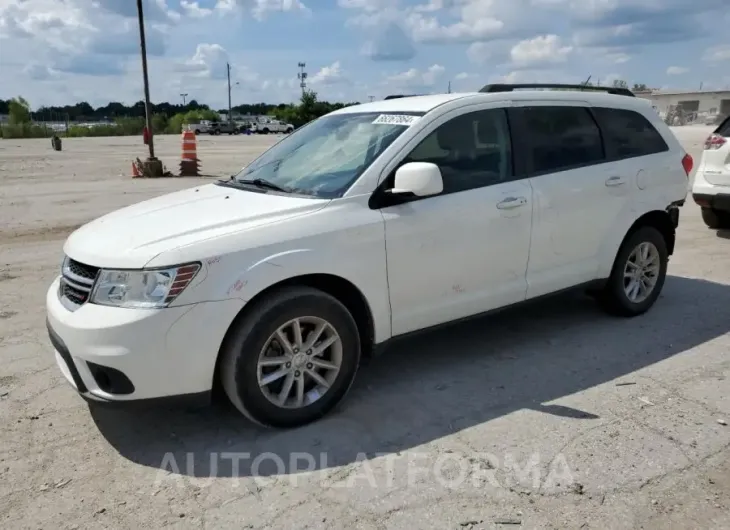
[46,277,242,405]
[692,193,730,212]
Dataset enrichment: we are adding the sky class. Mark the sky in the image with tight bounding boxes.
[0,0,729,110]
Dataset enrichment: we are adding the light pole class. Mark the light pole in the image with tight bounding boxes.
[227,63,233,124]
[180,93,188,106]
[297,62,307,97]
[136,0,162,175]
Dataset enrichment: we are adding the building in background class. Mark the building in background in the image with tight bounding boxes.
[634,89,730,125]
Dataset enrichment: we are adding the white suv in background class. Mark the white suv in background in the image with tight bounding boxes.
[691,116,730,228]
[46,84,691,428]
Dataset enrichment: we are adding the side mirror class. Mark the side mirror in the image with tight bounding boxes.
[390,162,443,197]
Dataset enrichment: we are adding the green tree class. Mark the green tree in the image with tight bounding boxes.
[8,96,31,125]
[612,79,629,89]
[632,83,648,91]
[151,113,169,133]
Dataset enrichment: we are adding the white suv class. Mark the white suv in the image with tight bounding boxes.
[46,84,691,428]
[691,116,730,228]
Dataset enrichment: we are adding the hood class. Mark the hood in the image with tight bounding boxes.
[64,183,329,268]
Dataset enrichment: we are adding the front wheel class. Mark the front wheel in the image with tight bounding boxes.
[598,226,668,317]
[220,287,361,428]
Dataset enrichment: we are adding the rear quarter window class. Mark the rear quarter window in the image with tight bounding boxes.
[593,107,669,160]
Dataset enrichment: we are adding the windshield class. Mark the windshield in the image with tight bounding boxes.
[231,112,423,198]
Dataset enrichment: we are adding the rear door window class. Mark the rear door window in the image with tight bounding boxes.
[513,106,605,175]
[593,107,669,160]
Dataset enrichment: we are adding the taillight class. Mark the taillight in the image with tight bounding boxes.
[704,134,727,150]
[681,153,693,176]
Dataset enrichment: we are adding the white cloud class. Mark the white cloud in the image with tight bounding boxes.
[215,0,310,20]
[181,1,213,18]
[23,62,56,81]
[466,42,492,65]
[175,43,230,79]
[385,64,446,88]
[406,12,504,43]
[361,22,416,61]
[703,44,730,63]
[666,66,688,75]
[337,0,393,11]
[510,34,573,67]
[310,61,349,85]
[605,52,631,64]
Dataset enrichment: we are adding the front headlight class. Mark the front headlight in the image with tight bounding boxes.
[90,263,200,309]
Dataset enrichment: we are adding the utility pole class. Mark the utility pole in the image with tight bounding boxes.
[180,93,188,106]
[227,62,233,124]
[136,0,155,160]
[368,95,374,102]
[447,81,451,94]
[297,62,307,96]
[136,0,161,175]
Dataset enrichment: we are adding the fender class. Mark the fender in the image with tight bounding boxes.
[230,248,391,343]
[596,199,675,279]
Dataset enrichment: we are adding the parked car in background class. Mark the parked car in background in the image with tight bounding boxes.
[189,120,213,134]
[692,115,730,228]
[252,118,294,134]
[187,121,239,135]
[208,121,239,135]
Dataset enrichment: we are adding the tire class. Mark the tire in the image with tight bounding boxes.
[194,129,200,135]
[262,128,270,134]
[598,226,668,317]
[220,286,361,428]
[701,207,730,229]
[214,129,221,136]
[286,128,293,134]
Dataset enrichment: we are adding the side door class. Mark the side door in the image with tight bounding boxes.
[509,103,630,299]
[374,106,534,336]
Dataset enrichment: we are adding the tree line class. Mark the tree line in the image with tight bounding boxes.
[0,92,360,139]
[0,81,649,139]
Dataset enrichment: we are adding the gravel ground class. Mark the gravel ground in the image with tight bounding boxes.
[1,128,729,530]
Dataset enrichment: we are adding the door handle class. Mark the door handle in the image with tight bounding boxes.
[605,176,626,187]
[496,196,528,209]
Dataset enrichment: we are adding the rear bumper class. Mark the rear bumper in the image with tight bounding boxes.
[692,193,730,212]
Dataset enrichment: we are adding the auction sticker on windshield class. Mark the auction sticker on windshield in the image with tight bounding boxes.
[372,114,420,126]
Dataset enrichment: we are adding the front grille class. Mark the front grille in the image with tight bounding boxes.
[59,257,99,308]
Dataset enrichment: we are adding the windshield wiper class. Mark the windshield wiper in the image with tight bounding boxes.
[238,178,291,193]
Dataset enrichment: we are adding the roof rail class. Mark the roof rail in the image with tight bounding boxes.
[479,83,635,97]
[384,94,423,100]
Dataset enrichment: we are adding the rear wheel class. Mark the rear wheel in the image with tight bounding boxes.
[598,226,668,317]
[262,128,270,134]
[701,207,730,229]
[220,287,361,428]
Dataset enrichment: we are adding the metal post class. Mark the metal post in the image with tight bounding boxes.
[227,63,232,125]
[137,0,155,160]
